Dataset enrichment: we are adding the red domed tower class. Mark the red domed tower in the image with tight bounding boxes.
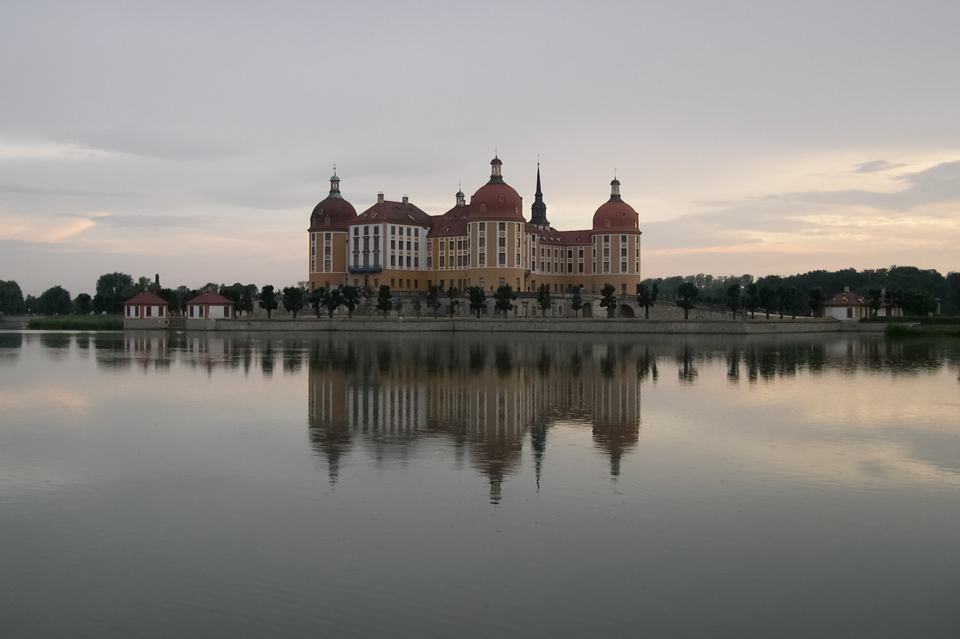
[592,178,639,232]
[308,169,357,291]
[589,176,642,298]
[468,156,525,221]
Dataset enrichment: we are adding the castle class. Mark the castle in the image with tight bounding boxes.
[307,156,642,296]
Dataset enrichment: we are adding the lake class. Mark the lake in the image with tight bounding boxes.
[1,330,959,638]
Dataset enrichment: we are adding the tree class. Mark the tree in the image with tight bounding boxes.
[786,286,802,318]
[808,287,826,318]
[599,284,618,318]
[426,285,442,318]
[39,285,73,315]
[321,287,343,318]
[24,294,39,315]
[74,293,93,315]
[411,294,423,318]
[537,284,553,317]
[570,287,584,318]
[446,287,460,317]
[725,283,741,319]
[676,282,699,320]
[341,285,361,318]
[493,284,516,317]
[239,287,255,316]
[744,283,760,319]
[867,288,883,317]
[362,286,376,316]
[282,286,305,318]
[376,285,393,317]
[901,289,937,316]
[393,296,404,316]
[93,272,135,314]
[307,287,324,318]
[636,282,658,319]
[774,286,790,319]
[0,280,25,315]
[468,286,487,318]
[759,285,776,319]
[259,285,279,319]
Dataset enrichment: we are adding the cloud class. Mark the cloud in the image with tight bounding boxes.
[852,160,908,173]
[0,184,131,197]
[784,161,960,211]
[54,128,242,162]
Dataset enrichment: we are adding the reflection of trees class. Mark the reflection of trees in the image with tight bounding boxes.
[677,346,698,384]
[0,332,22,364]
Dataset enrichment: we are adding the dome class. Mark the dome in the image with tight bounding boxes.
[592,178,639,232]
[309,196,357,231]
[470,182,524,220]
[468,156,525,221]
[309,172,357,231]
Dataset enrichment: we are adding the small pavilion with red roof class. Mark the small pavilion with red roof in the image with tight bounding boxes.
[123,291,169,326]
[186,291,235,321]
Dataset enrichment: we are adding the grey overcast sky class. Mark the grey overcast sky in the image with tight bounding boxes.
[2,0,958,296]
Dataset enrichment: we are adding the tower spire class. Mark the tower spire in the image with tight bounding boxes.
[329,166,342,199]
[530,162,549,229]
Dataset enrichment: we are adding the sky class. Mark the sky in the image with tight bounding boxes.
[1,0,958,297]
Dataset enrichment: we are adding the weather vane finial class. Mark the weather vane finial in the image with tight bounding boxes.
[333,163,337,174]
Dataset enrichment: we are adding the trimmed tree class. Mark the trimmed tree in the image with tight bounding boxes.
[376,285,393,317]
[259,285,279,319]
[307,287,324,318]
[447,287,460,317]
[537,284,553,317]
[676,282,699,320]
[411,294,423,318]
[637,282,659,319]
[570,287,584,318]
[282,286,305,319]
[426,285,442,318]
[468,286,486,318]
[493,284,516,317]
[599,284,618,318]
[341,286,361,318]
[321,287,343,318]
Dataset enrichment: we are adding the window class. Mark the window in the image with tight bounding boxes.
[414,241,419,251]
[427,257,432,268]
[621,261,627,272]
[578,263,584,273]
[479,222,485,231]
[391,255,396,267]
[363,226,369,236]
[440,239,446,250]
[406,256,411,267]
[391,226,396,235]
[498,253,505,265]
[325,233,331,241]
[407,241,411,251]
[324,246,331,255]
[515,253,520,265]
[621,247,627,257]
[479,237,485,248]
[499,222,506,231]
[498,237,506,247]
[440,256,445,267]
[622,283,627,294]
[324,260,331,270]
[374,226,379,235]
[374,237,380,250]
[578,249,584,258]
[414,258,419,268]
[479,253,486,265]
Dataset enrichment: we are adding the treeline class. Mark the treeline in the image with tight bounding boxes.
[645,266,960,316]
[0,273,261,317]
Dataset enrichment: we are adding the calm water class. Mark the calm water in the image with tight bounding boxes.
[1,330,959,638]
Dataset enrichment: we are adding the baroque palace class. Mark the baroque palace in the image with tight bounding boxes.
[308,156,642,296]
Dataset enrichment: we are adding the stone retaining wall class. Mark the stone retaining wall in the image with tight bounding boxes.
[174,317,887,334]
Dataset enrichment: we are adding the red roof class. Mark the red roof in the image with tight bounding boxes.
[430,216,468,237]
[357,200,433,225]
[187,291,235,306]
[593,198,639,232]
[309,195,358,232]
[123,292,168,306]
[824,292,867,307]
[468,182,525,221]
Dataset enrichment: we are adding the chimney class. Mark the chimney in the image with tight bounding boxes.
[402,195,409,204]
[844,286,850,292]
[377,192,384,203]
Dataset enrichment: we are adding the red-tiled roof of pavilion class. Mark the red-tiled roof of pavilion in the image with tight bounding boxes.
[186,291,235,306]
[123,292,168,306]
[824,292,867,306]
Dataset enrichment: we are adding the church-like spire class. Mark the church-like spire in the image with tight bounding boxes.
[488,155,505,184]
[530,163,549,229]
[328,166,343,199]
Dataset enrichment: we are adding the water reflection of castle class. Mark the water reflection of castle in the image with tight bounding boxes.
[307,337,642,503]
